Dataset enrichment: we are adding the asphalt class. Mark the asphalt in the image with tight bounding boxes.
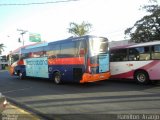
[0,69,40,120]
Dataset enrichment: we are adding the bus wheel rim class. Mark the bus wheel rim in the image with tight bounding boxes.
[137,74,146,83]
[55,75,60,83]
[19,73,22,79]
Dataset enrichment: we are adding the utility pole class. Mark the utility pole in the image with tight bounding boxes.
[17,29,28,46]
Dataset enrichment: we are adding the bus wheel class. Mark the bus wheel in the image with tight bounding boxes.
[134,71,149,84]
[19,72,24,80]
[53,72,61,84]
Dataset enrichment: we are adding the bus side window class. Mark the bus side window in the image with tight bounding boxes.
[31,51,44,58]
[46,51,54,58]
[110,52,115,62]
[76,41,85,57]
[152,45,160,59]
[129,48,139,61]
[21,53,29,59]
[110,50,119,62]
[46,44,60,58]
[119,49,127,61]
[60,42,76,58]
[137,46,150,60]
[110,49,127,62]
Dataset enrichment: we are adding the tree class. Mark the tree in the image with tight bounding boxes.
[125,0,160,43]
[68,21,92,37]
[0,43,5,55]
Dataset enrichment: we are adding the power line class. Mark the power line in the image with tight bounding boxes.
[0,0,79,6]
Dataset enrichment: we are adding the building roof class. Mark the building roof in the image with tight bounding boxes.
[10,42,43,55]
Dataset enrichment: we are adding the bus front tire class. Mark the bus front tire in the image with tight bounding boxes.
[134,71,149,84]
[53,72,62,84]
[19,72,24,80]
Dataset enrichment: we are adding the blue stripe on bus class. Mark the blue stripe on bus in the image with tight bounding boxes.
[25,43,48,49]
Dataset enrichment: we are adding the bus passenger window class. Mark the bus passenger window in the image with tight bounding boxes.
[32,51,44,58]
[60,43,76,58]
[129,55,136,60]
[110,49,127,62]
[139,54,150,60]
[152,45,160,59]
[46,51,56,58]
[21,53,29,59]
[135,46,150,60]
[76,41,85,57]
[129,48,139,61]
[46,44,60,58]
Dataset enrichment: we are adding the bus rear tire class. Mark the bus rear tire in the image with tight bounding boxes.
[53,72,62,84]
[134,70,149,84]
[19,72,24,80]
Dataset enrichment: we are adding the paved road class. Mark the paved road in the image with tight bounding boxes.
[0,70,160,120]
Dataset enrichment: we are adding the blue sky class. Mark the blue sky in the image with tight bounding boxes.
[0,0,155,55]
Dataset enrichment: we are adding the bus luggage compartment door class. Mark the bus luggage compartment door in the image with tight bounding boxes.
[99,54,109,73]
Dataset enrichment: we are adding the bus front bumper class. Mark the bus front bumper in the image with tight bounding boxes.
[80,72,111,83]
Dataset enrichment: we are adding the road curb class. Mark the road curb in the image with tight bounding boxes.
[0,70,7,72]
[5,96,53,120]
[2,103,39,120]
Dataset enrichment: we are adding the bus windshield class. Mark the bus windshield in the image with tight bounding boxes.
[89,37,108,56]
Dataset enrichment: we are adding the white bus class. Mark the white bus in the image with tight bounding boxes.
[110,41,160,84]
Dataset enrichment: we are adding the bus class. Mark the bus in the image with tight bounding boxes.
[9,35,110,84]
[110,41,160,84]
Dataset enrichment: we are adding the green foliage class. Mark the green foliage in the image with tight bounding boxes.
[125,0,160,43]
[68,21,92,37]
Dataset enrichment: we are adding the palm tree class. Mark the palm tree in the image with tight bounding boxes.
[0,44,5,55]
[68,21,92,37]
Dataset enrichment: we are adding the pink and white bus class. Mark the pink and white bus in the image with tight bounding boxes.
[110,41,160,84]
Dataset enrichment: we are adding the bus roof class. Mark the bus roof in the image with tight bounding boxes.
[110,40,160,50]
[23,35,108,49]
[21,35,107,53]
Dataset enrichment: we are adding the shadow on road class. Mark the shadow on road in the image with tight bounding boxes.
[1,71,160,120]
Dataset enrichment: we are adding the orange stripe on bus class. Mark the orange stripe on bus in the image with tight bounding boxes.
[90,64,99,67]
[48,57,85,65]
[87,58,99,67]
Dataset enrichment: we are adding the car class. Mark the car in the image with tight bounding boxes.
[0,93,7,113]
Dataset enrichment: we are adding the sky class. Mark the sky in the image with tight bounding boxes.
[0,0,158,55]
